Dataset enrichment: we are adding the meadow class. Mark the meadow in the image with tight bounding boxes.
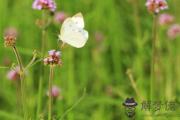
[0,0,180,120]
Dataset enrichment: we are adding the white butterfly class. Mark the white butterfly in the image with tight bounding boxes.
[59,13,89,48]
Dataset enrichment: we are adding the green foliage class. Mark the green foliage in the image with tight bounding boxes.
[0,0,180,119]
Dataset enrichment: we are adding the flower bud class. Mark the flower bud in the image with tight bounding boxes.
[4,35,16,47]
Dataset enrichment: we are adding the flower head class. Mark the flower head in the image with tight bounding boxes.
[159,14,174,26]
[3,27,18,47]
[54,12,67,24]
[167,24,180,39]
[146,0,168,14]
[47,85,62,98]
[32,0,56,12]
[44,50,62,66]
[7,66,20,81]
[4,35,16,47]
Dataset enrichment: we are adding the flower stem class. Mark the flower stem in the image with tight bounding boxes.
[12,46,23,73]
[15,81,21,115]
[48,65,54,120]
[12,46,27,118]
[127,69,153,120]
[37,10,46,119]
[151,14,158,100]
[126,69,144,100]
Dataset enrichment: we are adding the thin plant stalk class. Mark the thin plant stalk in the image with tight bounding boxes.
[133,0,141,38]
[41,26,46,57]
[126,69,153,120]
[12,46,23,73]
[165,40,172,99]
[151,14,158,100]
[61,42,65,49]
[37,10,47,119]
[48,65,54,120]
[12,46,27,118]
[15,81,22,115]
[126,69,143,100]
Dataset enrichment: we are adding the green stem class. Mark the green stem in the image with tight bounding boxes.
[41,10,46,57]
[12,46,23,73]
[12,46,27,119]
[127,70,153,119]
[48,65,54,120]
[41,30,46,56]
[151,14,158,100]
[15,81,21,115]
[37,10,46,120]
[126,69,144,100]
[133,0,141,39]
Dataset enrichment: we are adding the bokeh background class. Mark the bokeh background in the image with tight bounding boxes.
[0,0,180,120]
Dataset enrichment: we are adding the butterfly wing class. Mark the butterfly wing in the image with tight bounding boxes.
[71,13,84,28]
[60,17,72,35]
[59,13,88,48]
[60,25,88,48]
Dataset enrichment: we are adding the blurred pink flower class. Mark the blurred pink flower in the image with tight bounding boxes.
[54,12,67,24]
[146,0,168,14]
[94,31,105,42]
[4,27,18,38]
[159,14,174,26]
[167,24,180,39]
[44,50,62,66]
[47,85,62,98]
[32,0,56,12]
[7,66,20,81]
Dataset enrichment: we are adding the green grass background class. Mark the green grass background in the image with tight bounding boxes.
[0,0,180,119]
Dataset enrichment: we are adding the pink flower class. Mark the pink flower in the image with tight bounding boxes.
[7,66,20,81]
[3,27,18,47]
[167,24,180,39]
[44,50,62,66]
[48,50,56,56]
[4,35,16,47]
[51,86,60,98]
[32,0,56,12]
[159,14,174,26]
[146,0,168,14]
[54,12,67,24]
[47,85,62,98]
